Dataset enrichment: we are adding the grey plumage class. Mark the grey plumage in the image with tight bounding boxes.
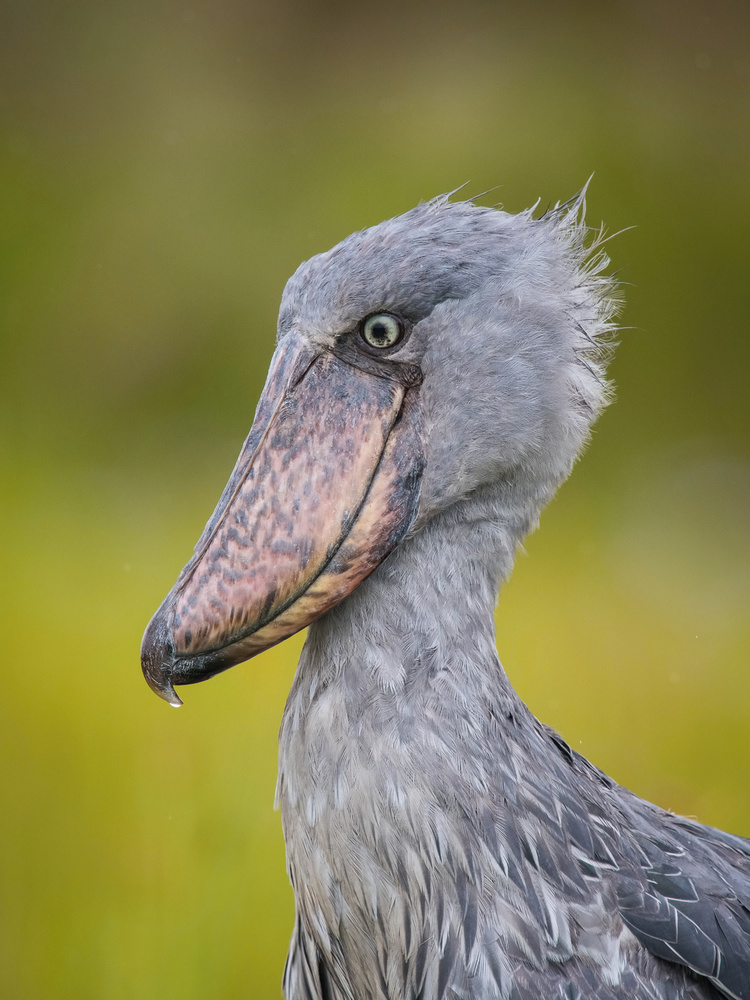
[144,192,750,998]
[276,196,749,999]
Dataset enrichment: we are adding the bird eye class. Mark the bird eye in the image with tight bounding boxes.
[360,313,404,350]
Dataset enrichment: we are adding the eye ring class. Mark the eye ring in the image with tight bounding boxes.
[360,313,405,350]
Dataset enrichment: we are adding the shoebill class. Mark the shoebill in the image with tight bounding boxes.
[141,193,750,999]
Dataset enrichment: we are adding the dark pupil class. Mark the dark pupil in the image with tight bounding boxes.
[371,321,388,343]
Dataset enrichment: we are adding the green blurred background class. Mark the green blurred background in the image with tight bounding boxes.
[1,1,749,996]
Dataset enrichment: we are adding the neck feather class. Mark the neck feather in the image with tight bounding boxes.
[277,484,543,813]
[274,490,604,1000]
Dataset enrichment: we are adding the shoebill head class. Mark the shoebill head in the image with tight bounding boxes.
[141,193,617,705]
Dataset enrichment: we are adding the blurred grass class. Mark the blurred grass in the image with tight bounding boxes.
[1,0,749,996]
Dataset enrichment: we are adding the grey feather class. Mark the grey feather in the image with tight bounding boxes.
[262,193,749,998]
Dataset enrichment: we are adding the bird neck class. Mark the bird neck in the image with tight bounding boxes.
[275,498,573,1000]
[277,491,540,810]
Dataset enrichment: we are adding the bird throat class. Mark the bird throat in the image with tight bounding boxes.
[276,512,541,998]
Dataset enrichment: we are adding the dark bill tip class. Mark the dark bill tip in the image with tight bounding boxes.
[141,613,183,707]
